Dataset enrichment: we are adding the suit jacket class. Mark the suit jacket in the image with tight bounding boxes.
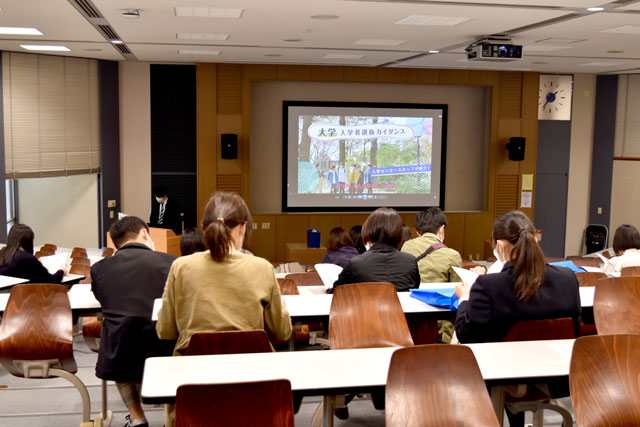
[91,243,176,382]
[0,250,64,283]
[455,262,581,343]
[333,243,420,292]
[321,246,359,268]
[150,197,181,235]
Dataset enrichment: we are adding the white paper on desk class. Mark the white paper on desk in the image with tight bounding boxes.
[39,253,68,274]
[452,266,479,286]
[314,263,343,289]
[596,253,609,264]
[582,266,604,273]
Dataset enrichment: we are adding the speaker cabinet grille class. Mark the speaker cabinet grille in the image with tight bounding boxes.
[499,72,523,119]
[216,65,242,114]
[495,174,519,218]
[216,174,243,197]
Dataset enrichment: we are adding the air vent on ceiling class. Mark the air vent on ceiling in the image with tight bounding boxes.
[113,44,132,54]
[97,24,119,41]
[611,0,635,5]
[71,0,103,18]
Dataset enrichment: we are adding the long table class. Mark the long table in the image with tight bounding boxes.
[0,283,100,315]
[141,339,575,426]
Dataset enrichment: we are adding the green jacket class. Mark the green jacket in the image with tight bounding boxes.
[401,233,462,283]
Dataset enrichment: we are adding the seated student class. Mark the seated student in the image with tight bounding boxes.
[349,225,366,254]
[333,207,419,292]
[401,207,462,283]
[454,210,581,344]
[156,191,292,427]
[0,224,65,283]
[603,224,640,274]
[179,227,205,256]
[91,216,177,427]
[321,227,359,268]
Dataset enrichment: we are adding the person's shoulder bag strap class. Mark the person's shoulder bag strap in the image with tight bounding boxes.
[415,242,447,262]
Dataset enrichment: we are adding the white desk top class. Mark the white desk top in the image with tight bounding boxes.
[0,275,28,289]
[0,283,100,313]
[141,339,575,403]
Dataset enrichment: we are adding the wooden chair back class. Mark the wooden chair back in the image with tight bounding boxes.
[69,264,91,284]
[277,278,299,295]
[71,257,90,266]
[544,257,566,263]
[0,284,77,376]
[594,276,640,335]
[71,248,87,258]
[185,330,272,356]
[286,271,323,286]
[502,318,575,342]
[35,249,55,258]
[621,266,640,277]
[82,316,102,353]
[42,243,57,252]
[566,256,602,268]
[101,247,115,257]
[175,379,294,427]
[386,345,499,427]
[329,282,413,349]
[575,272,607,287]
[570,335,640,427]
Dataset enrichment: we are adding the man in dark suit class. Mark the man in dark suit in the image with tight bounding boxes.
[149,185,181,235]
[91,216,176,427]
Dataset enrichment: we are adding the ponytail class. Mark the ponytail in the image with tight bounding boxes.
[492,210,545,302]
[201,192,252,262]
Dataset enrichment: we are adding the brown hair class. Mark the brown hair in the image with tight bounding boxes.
[362,207,403,249]
[109,216,149,249]
[492,210,544,302]
[327,227,354,252]
[180,227,206,256]
[612,224,640,255]
[201,192,252,262]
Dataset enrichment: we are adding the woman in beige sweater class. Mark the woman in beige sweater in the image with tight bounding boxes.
[156,191,292,426]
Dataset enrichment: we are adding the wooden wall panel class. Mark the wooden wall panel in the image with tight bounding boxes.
[196,63,217,224]
[340,214,370,233]
[496,118,522,175]
[311,66,344,82]
[444,212,465,255]
[498,72,523,119]
[343,67,376,83]
[216,65,242,114]
[439,70,470,86]
[216,174,243,196]
[275,214,310,261]
[277,65,311,81]
[495,174,519,218]
[250,214,276,261]
[464,213,494,260]
[375,68,408,83]
[309,214,342,248]
[407,69,439,85]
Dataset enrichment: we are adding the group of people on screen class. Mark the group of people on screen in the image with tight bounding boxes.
[3,193,640,427]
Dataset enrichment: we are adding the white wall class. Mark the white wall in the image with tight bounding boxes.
[119,62,151,221]
[564,74,596,256]
[17,175,99,248]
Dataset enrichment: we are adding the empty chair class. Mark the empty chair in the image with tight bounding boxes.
[566,256,601,268]
[101,247,115,257]
[584,225,608,254]
[594,276,640,335]
[287,271,323,287]
[0,284,95,424]
[185,330,272,356]
[175,379,294,427]
[386,345,499,427]
[71,257,90,266]
[574,272,607,287]
[71,248,87,258]
[621,266,640,277]
[570,334,640,426]
[69,263,91,284]
[42,243,57,252]
[277,277,300,295]
[34,249,55,258]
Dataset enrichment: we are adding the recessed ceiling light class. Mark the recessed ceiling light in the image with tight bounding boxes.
[311,14,339,20]
[323,53,365,59]
[111,40,123,44]
[264,53,282,57]
[83,48,103,52]
[525,44,573,52]
[607,49,624,53]
[283,38,302,42]
[0,27,43,36]
[600,25,640,35]
[178,49,221,55]
[428,50,439,54]
[121,10,140,18]
[20,45,70,51]
[395,15,472,26]
[353,38,406,47]
[580,61,625,66]
[587,7,604,11]
[177,33,229,41]
[174,7,243,18]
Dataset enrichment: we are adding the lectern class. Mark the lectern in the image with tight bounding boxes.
[107,227,182,257]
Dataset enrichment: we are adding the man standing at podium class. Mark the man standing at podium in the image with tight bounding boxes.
[150,185,181,235]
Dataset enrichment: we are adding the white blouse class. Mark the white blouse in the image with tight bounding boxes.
[603,249,640,274]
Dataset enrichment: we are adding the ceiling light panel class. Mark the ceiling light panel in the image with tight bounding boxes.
[178,49,221,55]
[323,53,365,59]
[580,61,625,66]
[395,15,472,26]
[353,38,406,46]
[20,45,70,51]
[177,33,229,41]
[174,7,243,18]
[0,27,43,35]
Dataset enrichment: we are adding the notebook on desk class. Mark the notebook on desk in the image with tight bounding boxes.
[314,263,343,289]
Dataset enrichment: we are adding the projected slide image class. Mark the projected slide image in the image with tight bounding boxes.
[297,115,433,200]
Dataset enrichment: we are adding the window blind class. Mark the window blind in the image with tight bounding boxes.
[2,52,100,178]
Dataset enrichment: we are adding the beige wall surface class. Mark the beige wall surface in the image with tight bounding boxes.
[610,160,640,235]
[250,81,489,213]
[565,74,596,256]
[119,62,151,221]
[17,175,99,248]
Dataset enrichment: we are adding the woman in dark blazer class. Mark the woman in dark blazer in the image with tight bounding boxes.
[333,207,420,292]
[0,224,64,283]
[321,227,359,268]
[454,210,581,343]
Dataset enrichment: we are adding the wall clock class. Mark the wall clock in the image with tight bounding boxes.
[538,74,573,121]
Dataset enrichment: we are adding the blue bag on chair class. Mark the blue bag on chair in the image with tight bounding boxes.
[410,288,460,311]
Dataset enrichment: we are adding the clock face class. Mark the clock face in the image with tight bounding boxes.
[538,74,573,121]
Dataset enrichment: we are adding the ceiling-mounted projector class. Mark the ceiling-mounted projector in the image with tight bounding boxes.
[465,37,522,61]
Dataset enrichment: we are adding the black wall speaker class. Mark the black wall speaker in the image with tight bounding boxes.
[506,137,525,161]
[221,134,238,159]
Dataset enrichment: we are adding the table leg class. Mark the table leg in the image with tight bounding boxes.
[322,395,336,427]
[490,385,505,426]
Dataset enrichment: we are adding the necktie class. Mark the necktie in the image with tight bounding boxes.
[158,201,165,224]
